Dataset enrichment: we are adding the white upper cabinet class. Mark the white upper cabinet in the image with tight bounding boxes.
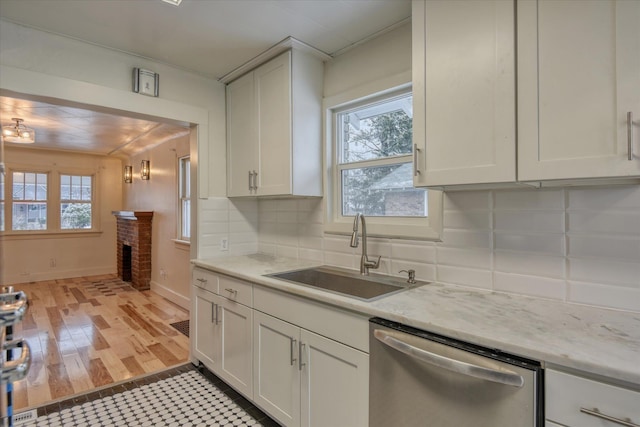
[226,48,325,197]
[518,0,640,181]
[412,0,516,187]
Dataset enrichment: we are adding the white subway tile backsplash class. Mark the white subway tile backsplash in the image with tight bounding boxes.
[437,247,492,269]
[494,211,565,233]
[568,235,640,261]
[568,211,640,235]
[444,191,491,210]
[494,232,565,255]
[494,189,564,210]
[568,185,640,210]
[444,211,491,230]
[569,258,640,286]
[391,242,436,264]
[494,272,566,300]
[494,251,565,278]
[440,229,492,249]
[568,280,640,312]
[246,185,640,313]
[437,265,493,289]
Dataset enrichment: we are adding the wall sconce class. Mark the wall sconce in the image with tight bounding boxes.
[124,165,133,183]
[140,160,150,180]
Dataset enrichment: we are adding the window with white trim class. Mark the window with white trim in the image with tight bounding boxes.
[12,171,48,231]
[326,86,443,240]
[178,156,190,241]
[60,174,92,230]
[336,91,427,217]
[1,168,97,233]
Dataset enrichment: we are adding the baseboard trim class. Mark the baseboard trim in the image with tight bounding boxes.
[150,280,190,310]
[3,267,115,285]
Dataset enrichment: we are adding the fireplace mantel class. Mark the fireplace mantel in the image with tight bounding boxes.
[112,211,154,220]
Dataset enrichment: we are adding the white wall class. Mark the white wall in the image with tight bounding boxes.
[256,23,640,313]
[1,147,122,284]
[124,135,191,309]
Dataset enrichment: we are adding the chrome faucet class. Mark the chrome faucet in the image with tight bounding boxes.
[350,213,381,275]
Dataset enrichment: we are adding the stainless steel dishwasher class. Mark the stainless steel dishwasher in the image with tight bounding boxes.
[370,318,543,427]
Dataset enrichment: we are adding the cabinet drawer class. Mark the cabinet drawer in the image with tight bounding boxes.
[219,275,253,307]
[254,286,368,353]
[546,369,640,427]
[192,268,219,294]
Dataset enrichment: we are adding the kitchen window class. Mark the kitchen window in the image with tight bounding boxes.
[325,85,442,240]
[178,156,190,241]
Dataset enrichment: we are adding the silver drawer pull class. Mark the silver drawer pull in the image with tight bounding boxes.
[196,278,207,284]
[413,144,421,176]
[580,407,639,427]
[628,112,634,161]
[290,337,297,366]
[298,341,306,371]
[1,339,32,382]
[374,329,524,388]
[224,288,238,295]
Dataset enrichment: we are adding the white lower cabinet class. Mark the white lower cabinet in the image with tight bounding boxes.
[545,368,640,427]
[253,311,369,427]
[192,270,253,399]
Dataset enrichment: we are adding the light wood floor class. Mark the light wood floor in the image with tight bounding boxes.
[7,274,190,411]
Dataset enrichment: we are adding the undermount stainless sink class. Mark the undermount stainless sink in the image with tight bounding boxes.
[266,266,427,301]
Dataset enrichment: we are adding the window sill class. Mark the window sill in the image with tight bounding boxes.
[324,217,442,241]
[172,239,191,250]
[0,230,103,241]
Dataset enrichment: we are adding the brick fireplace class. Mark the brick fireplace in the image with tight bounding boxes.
[112,211,153,290]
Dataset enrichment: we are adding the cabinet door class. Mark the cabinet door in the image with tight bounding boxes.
[254,51,292,196]
[518,0,640,181]
[218,298,253,399]
[192,286,221,371]
[227,71,257,197]
[412,0,516,187]
[253,311,300,427]
[300,329,369,427]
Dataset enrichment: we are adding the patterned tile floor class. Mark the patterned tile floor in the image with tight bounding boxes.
[19,364,279,427]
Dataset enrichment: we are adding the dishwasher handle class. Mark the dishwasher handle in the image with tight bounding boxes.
[373,329,524,388]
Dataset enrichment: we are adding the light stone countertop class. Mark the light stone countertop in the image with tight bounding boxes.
[192,254,640,387]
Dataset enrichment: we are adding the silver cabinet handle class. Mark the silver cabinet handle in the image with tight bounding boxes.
[248,171,253,191]
[196,277,207,284]
[290,337,297,366]
[211,302,216,323]
[252,170,258,191]
[215,304,221,325]
[0,291,28,327]
[1,339,31,382]
[628,112,634,161]
[580,407,639,427]
[373,329,524,387]
[413,144,421,176]
[298,341,306,371]
[224,288,238,296]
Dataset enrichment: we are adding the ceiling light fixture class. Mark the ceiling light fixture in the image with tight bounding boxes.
[2,118,36,144]
[161,0,182,6]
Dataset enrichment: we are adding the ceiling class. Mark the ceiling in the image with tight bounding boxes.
[0,0,410,156]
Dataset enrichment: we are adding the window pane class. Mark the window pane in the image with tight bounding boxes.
[182,199,191,239]
[341,163,427,217]
[61,203,92,229]
[12,202,47,230]
[36,173,47,200]
[338,94,413,163]
[61,175,70,199]
[81,176,92,200]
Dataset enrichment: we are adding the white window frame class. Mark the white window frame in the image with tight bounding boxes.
[1,164,99,236]
[60,173,94,230]
[177,155,191,242]
[324,79,443,240]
